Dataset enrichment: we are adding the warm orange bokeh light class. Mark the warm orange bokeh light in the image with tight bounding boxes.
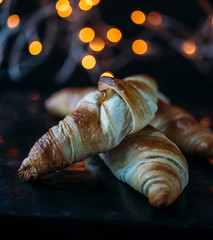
[56,0,70,12]
[208,158,213,165]
[7,14,20,28]
[132,39,148,55]
[181,40,197,55]
[57,5,72,18]
[100,71,114,78]
[79,0,93,11]
[107,28,122,43]
[79,27,95,43]
[89,37,105,51]
[29,41,42,55]
[147,11,162,26]
[0,0,3,4]
[131,10,146,25]
[82,55,96,69]
[91,0,100,6]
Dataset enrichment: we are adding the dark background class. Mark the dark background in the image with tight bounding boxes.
[0,0,213,106]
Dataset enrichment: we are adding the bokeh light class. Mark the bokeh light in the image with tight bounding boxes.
[81,55,96,69]
[147,11,162,26]
[181,40,197,55]
[57,5,72,18]
[7,14,20,28]
[89,37,105,51]
[79,0,93,11]
[132,39,148,55]
[29,41,42,55]
[107,28,122,43]
[56,0,70,12]
[100,71,114,78]
[79,27,95,43]
[131,10,146,25]
[91,0,100,6]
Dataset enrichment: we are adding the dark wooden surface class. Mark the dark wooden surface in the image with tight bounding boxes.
[0,89,213,238]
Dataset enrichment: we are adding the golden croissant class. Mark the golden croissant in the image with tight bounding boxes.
[18,75,158,181]
[45,84,213,158]
[100,125,188,207]
[151,97,213,158]
[44,79,188,207]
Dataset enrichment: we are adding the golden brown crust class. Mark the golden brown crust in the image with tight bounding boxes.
[45,87,96,117]
[151,99,213,157]
[98,76,158,134]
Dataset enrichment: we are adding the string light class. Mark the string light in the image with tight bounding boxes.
[56,0,72,18]
[89,37,105,51]
[107,28,122,43]
[2,0,213,82]
[79,27,95,43]
[56,0,70,12]
[7,14,20,28]
[29,41,42,55]
[81,55,96,69]
[100,71,114,78]
[131,10,146,25]
[132,39,148,55]
[79,0,93,11]
[147,11,162,26]
[181,40,197,55]
[57,5,72,18]
[208,158,213,165]
[91,0,100,6]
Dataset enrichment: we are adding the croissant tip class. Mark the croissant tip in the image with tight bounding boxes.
[148,185,174,208]
[194,140,213,158]
[18,158,38,181]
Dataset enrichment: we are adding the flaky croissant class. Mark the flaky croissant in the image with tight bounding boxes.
[45,85,213,158]
[100,125,188,207]
[45,87,96,117]
[18,75,158,181]
[44,82,188,207]
[151,98,213,158]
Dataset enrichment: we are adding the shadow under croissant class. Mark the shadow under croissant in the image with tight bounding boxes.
[28,156,186,209]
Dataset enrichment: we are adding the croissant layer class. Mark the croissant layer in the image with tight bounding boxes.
[151,98,213,158]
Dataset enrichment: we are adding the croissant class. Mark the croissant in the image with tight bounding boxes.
[18,75,158,181]
[45,86,213,158]
[151,98,213,158]
[100,125,188,207]
[45,87,96,117]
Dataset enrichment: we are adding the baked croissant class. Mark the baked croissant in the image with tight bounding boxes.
[44,82,188,207]
[151,98,213,158]
[18,75,158,181]
[45,86,213,158]
[45,87,96,117]
[100,125,188,207]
